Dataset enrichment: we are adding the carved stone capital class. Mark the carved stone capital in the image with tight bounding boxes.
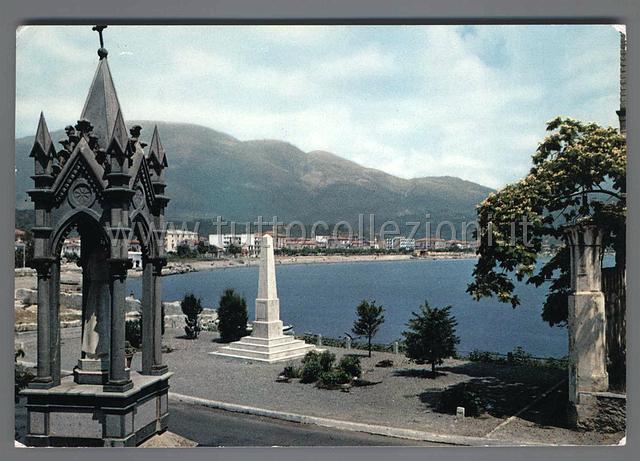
[149,258,167,276]
[31,257,56,279]
[108,258,132,280]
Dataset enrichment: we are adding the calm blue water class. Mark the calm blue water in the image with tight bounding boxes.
[128,259,568,358]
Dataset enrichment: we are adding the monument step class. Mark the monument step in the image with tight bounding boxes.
[212,342,315,361]
[221,340,314,357]
[223,338,309,353]
[237,335,294,346]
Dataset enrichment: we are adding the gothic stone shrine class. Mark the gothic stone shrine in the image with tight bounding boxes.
[21,26,172,447]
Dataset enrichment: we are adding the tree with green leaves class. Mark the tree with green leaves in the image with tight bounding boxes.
[352,300,385,357]
[181,293,203,339]
[217,288,248,342]
[197,240,209,255]
[467,117,626,326]
[403,301,459,374]
[176,243,193,259]
[226,243,242,257]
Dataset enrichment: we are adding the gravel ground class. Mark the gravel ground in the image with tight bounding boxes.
[16,328,624,445]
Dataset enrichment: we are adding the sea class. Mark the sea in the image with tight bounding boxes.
[127,258,568,358]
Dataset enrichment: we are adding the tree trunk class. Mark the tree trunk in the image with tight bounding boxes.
[368,337,372,357]
[431,362,436,375]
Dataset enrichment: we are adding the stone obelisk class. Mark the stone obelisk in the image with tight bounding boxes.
[210,235,315,362]
[253,234,284,339]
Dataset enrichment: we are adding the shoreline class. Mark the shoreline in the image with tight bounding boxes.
[13,252,478,288]
[159,252,478,277]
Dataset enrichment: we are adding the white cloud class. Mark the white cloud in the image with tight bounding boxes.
[15,25,620,189]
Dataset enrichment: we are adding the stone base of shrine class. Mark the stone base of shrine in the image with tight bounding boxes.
[210,335,316,363]
[20,371,172,447]
[568,391,626,433]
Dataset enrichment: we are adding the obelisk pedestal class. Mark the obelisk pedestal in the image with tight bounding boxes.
[211,235,315,363]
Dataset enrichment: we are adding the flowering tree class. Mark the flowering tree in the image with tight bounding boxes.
[467,117,626,326]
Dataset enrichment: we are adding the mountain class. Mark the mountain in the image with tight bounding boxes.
[15,121,493,235]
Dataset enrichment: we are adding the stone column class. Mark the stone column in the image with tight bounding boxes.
[49,261,61,386]
[565,223,609,423]
[141,258,168,375]
[29,258,55,389]
[105,260,133,392]
[141,258,153,374]
[152,259,168,374]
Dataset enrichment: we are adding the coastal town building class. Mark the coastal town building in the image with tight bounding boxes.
[208,232,261,256]
[165,229,199,253]
[385,236,416,251]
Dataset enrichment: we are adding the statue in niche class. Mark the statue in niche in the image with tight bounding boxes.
[80,242,111,361]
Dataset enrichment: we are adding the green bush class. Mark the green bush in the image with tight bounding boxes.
[319,350,335,372]
[436,384,484,417]
[125,319,142,349]
[15,347,34,402]
[217,289,248,342]
[181,293,203,339]
[338,355,362,378]
[301,360,323,383]
[468,349,499,363]
[282,364,301,379]
[508,346,533,365]
[302,350,320,364]
[375,359,394,368]
[317,369,351,389]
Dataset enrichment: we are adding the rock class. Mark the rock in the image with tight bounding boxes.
[60,291,82,309]
[15,288,37,305]
[14,268,36,277]
[162,300,181,315]
[126,296,142,313]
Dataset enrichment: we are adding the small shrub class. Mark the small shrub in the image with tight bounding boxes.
[302,350,320,364]
[15,348,34,403]
[436,384,484,417]
[283,364,301,379]
[375,359,394,368]
[301,360,323,383]
[125,319,142,349]
[319,350,335,372]
[508,346,533,365]
[468,349,493,362]
[181,293,203,339]
[217,289,248,342]
[317,369,351,389]
[338,355,362,378]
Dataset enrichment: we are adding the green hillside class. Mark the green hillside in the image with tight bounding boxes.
[15,121,492,234]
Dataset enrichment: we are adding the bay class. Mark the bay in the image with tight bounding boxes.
[127,258,568,358]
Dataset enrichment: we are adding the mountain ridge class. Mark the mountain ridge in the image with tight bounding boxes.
[15,121,493,233]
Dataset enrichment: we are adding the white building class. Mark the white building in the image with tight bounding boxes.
[129,251,143,269]
[385,236,415,251]
[165,229,199,253]
[61,237,81,258]
[208,233,260,256]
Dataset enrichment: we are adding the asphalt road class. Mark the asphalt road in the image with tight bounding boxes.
[168,400,439,447]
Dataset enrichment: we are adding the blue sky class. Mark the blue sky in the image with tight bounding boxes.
[16,25,622,188]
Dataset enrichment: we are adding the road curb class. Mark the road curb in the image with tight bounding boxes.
[169,392,525,446]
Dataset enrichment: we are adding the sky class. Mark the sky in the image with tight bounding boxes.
[15,25,622,189]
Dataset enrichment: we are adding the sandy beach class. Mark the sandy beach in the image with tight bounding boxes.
[161,252,477,276]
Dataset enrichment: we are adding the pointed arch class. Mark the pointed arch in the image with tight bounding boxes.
[50,208,110,258]
[130,210,158,259]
